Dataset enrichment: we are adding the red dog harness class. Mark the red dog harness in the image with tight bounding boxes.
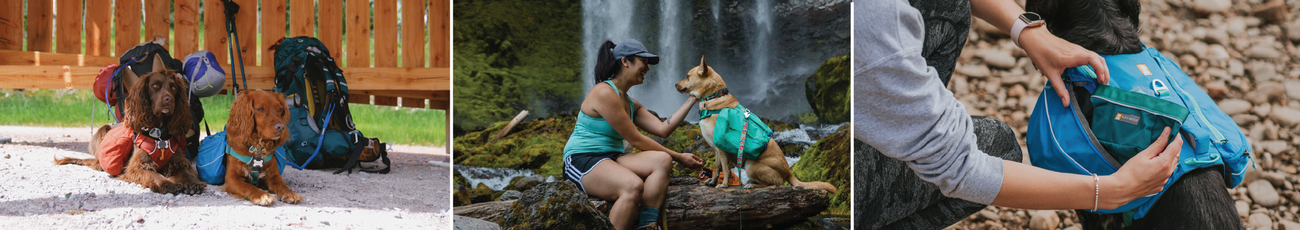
[96,126,185,176]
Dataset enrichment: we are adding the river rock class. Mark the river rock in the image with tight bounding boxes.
[1205,80,1228,100]
[455,215,503,230]
[1284,80,1300,101]
[957,64,991,79]
[1252,0,1290,23]
[806,55,850,124]
[497,182,613,230]
[1250,213,1274,230]
[1219,99,1252,115]
[1270,107,1300,127]
[1234,114,1259,126]
[1282,220,1300,230]
[1237,201,1251,217]
[1260,172,1288,187]
[1288,20,1300,43]
[1192,0,1232,15]
[1248,61,1280,83]
[983,50,1017,69]
[498,190,522,201]
[1245,45,1283,60]
[1261,141,1289,154]
[1028,210,1059,230]
[1248,179,1281,208]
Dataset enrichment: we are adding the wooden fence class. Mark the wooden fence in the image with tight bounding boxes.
[0,0,450,110]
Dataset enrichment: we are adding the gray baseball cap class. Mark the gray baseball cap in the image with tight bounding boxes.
[612,39,659,65]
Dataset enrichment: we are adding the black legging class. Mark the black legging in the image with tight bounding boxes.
[854,116,1023,229]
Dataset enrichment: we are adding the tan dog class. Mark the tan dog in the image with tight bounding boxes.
[223,90,302,206]
[675,57,837,193]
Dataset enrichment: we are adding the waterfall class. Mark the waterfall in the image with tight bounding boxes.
[580,0,839,121]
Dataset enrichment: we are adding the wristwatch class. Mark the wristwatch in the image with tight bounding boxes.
[1011,12,1045,48]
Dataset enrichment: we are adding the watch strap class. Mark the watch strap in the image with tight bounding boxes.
[1011,17,1029,48]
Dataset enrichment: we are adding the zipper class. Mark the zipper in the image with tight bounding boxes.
[1150,52,1228,143]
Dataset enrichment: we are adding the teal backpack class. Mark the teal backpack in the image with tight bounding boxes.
[270,36,389,174]
[1027,46,1253,220]
[700,92,774,165]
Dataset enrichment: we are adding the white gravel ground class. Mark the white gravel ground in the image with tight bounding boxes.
[0,126,452,229]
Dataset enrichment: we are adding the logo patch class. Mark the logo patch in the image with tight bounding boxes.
[1137,64,1152,76]
[1115,112,1141,126]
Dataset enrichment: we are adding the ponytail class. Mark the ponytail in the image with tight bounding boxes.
[594,40,620,83]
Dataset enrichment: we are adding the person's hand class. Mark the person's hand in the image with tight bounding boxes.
[1102,127,1181,209]
[1018,28,1111,107]
[674,153,703,169]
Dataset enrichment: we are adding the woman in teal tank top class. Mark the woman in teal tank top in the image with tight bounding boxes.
[562,40,703,230]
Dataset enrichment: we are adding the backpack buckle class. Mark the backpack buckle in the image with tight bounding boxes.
[1151,79,1170,97]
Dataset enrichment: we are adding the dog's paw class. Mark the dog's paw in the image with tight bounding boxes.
[704,179,717,187]
[278,192,303,204]
[250,193,275,206]
[715,183,729,188]
[742,184,755,189]
[177,183,206,195]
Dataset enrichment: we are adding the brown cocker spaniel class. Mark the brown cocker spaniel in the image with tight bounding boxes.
[57,68,205,195]
[223,90,302,206]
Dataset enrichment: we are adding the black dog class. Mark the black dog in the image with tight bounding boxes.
[1025,0,1242,229]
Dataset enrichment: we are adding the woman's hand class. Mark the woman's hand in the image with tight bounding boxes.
[1019,28,1111,107]
[673,153,704,169]
[1100,127,1182,209]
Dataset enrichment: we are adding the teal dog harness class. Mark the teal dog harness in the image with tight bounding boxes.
[699,88,774,166]
[227,145,270,186]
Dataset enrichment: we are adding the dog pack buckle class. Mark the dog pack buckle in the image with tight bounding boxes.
[146,127,165,139]
[156,140,170,150]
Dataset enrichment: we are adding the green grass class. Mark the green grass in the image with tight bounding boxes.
[0,89,446,146]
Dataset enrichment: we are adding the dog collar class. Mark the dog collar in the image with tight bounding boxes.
[142,126,169,140]
[227,146,266,186]
[700,88,730,102]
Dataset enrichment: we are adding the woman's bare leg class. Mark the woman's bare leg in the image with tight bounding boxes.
[615,150,673,209]
[582,160,645,230]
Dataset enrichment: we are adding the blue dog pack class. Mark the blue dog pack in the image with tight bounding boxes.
[1026,46,1253,219]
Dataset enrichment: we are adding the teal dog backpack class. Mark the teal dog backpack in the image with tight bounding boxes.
[1027,46,1253,219]
[700,93,774,165]
[195,131,287,185]
[270,36,389,174]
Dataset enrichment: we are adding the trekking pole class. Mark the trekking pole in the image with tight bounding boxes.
[222,0,248,95]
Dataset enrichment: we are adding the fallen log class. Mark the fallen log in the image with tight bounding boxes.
[454,180,830,230]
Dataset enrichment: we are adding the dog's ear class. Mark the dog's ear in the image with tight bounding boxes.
[126,72,156,131]
[698,56,709,77]
[151,55,166,73]
[227,91,256,149]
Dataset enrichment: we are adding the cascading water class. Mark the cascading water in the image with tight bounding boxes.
[581,0,845,121]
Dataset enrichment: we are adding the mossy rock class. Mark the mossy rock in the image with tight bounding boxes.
[805,55,850,124]
[454,190,471,207]
[791,125,850,215]
[498,182,613,230]
[507,176,548,192]
[469,183,496,204]
[454,169,470,190]
[454,116,576,177]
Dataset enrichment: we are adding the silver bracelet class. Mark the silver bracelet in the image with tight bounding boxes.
[1092,173,1100,212]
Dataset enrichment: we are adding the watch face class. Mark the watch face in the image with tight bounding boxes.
[1022,12,1043,22]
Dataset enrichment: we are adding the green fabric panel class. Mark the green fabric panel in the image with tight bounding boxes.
[705,105,773,163]
[1090,85,1189,164]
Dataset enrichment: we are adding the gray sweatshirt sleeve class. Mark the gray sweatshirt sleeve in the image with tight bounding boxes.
[852,0,1005,204]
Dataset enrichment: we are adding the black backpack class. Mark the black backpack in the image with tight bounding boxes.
[111,37,205,160]
[269,36,389,174]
